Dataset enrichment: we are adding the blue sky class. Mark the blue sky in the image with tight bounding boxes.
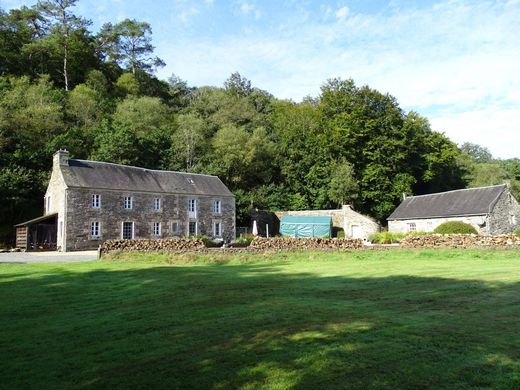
[2,0,520,158]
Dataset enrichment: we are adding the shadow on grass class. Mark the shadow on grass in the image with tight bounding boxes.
[1,262,520,389]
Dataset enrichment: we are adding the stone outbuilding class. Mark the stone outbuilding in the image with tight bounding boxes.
[274,205,380,240]
[15,150,236,251]
[387,184,520,235]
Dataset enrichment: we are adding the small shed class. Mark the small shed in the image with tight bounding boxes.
[14,213,58,251]
[279,215,332,238]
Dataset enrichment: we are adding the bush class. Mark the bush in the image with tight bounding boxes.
[231,233,254,247]
[336,229,345,239]
[433,221,477,235]
[368,232,406,244]
[515,228,520,238]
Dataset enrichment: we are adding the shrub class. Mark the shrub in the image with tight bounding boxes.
[231,234,255,247]
[515,228,520,238]
[336,229,345,239]
[368,232,406,244]
[433,221,477,235]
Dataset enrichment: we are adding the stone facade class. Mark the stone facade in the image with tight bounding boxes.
[275,205,380,240]
[389,189,520,235]
[44,150,235,251]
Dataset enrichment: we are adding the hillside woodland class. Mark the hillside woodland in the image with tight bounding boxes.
[1,1,519,241]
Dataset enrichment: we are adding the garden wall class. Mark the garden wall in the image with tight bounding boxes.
[401,234,520,248]
[250,237,364,250]
[101,239,205,252]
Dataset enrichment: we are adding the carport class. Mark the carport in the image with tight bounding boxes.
[14,213,58,251]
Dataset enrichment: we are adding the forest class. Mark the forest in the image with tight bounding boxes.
[1,0,519,242]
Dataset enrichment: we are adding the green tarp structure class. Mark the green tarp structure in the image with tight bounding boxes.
[279,215,332,238]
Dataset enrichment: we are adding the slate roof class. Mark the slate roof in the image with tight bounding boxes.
[61,159,234,197]
[387,185,507,220]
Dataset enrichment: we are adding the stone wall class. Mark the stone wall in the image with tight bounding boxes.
[250,237,364,250]
[275,205,380,240]
[45,150,69,250]
[488,190,520,234]
[101,238,205,252]
[401,234,520,248]
[65,188,235,251]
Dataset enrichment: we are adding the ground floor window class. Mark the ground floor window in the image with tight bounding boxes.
[188,221,197,236]
[152,222,161,237]
[214,221,222,237]
[407,222,417,232]
[170,221,179,234]
[122,221,134,239]
[91,221,100,238]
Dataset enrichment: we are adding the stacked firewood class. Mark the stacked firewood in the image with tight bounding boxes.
[250,237,364,250]
[101,239,205,252]
[401,234,520,248]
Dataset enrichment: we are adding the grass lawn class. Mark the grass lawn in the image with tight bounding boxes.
[1,249,520,389]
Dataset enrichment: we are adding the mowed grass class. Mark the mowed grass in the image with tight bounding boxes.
[1,249,520,389]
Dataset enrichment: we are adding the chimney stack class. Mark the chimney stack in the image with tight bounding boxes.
[53,149,69,167]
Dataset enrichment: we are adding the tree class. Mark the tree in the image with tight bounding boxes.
[460,142,493,163]
[98,19,164,75]
[224,72,252,98]
[67,83,103,127]
[36,0,91,91]
[171,113,207,171]
[328,160,359,207]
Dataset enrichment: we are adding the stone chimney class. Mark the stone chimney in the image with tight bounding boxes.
[53,149,69,167]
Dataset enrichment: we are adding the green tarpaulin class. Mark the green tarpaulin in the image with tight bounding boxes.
[279,215,332,238]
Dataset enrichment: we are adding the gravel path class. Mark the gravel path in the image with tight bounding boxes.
[0,250,98,264]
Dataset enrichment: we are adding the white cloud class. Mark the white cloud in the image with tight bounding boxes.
[335,6,349,22]
[430,108,520,159]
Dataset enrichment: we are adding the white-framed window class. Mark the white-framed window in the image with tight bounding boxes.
[152,222,161,236]
[122,221,134,239]
[154,198,161,211]
[91,221,101,238]
[214,221,222,237]
[213,200,221,214]
[124,196,133,209]
[92,194,101,208]
[188,221,197,236]
[188,199,197,218]
[407,223,417,232]
[426,222,433,231]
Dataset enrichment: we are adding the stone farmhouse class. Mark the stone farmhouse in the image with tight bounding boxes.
[387,185,520,235]
[15,150,235,251]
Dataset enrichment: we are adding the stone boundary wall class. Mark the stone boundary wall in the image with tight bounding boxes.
[250,237,364,250]
[101,239,205,252]
[401,234,520,248]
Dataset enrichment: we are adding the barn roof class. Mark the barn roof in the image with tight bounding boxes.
[387,185,507,220]
[61,159,234,197]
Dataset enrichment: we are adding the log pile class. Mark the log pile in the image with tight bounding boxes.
[101,239,205,252]
[250,237,364,250]
[401,234,520,248]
